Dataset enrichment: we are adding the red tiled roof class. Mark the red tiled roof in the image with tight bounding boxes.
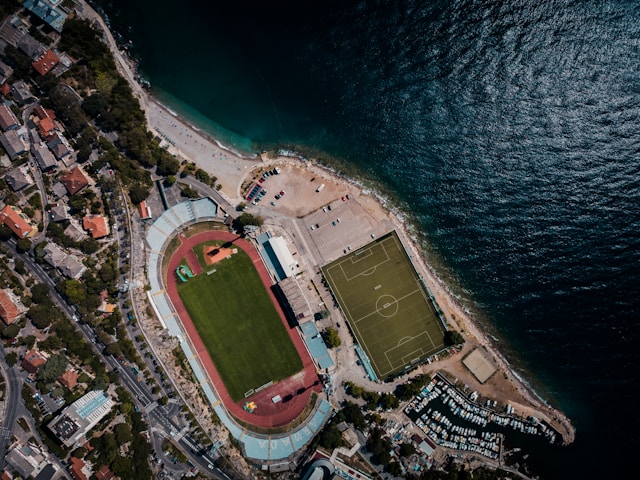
[138,200,151,219]
[69,457,88,480]
[0,290,20,325]
[0,83,9,96]
[32,49,59,76]
[37,116,55,137]
[83,215,109,239]
[95,465,116,480]
[58,369,79,389]
[60,167,89,195]
[0,205,37,238]
[22,349,46,374]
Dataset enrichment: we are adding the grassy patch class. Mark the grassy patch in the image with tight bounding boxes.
[178,245,302,401]
[322,231,445,378]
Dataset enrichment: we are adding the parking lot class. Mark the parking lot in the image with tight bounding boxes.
[301,196,394,266]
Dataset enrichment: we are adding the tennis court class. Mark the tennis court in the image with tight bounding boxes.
[322,231,445,378]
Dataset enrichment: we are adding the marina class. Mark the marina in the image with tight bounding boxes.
[405,374,560,461]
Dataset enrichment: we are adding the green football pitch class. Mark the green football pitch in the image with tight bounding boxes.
[177,246,302,402]
[322,231,445,378]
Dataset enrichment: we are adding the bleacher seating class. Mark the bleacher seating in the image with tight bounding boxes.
[144,198,332,461]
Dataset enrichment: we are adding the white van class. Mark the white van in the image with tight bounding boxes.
[316,183,325,192]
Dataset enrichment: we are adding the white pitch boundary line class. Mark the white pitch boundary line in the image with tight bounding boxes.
[352,287,422,324]
[325,234,431,378]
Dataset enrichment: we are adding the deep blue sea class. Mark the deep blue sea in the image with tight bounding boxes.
[96,0,640,477]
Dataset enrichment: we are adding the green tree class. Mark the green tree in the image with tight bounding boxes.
[342,401,366,430]
[0,225,13,241]
[180,186,199,199]
[5,352,18,366]
[380,392,399,410]
[21,335,36,349]
[16,238,32,253]
[194,169,210,184]
[444,330,465,347]
[28,304,60,329]
[234,213,264,230]
[28,193,42,210]
[317,422,343,449]
[322,327,341,348]
[164,175,176,187]
[14,259,26,275]
[399,442,416,457]
[37,354,69,383]
[362,390,381,410]
[31,283,51,304]
[68,194,86,213]
[128,183,149,204]
[64,280,87,305]
[0,324,20,339]
[344,381,363,398]
[114,423,132,444]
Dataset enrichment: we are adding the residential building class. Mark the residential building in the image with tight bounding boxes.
[0,17,25,47]
[0,60,14,84]
[4,166,33,191]
[42,242,87,279]
[68,456,88,480]
[32,142,58,171]
[5,442,57,479]
[60,166,89,195]
[49,204,68,222]
[0,103,18,130]
[17,34,42,58]
[0,130,26,159]
[95,465,118,480]
[138,200,152,219]
[33,104,56,121]
[97,290,115,314]
[22,349,47,374]
[37,115,55,138]
[10,80,34,105]
[0,63,12,86]
[58,368,79,389]
[51,181,67,199]
[32,49,59,76]
[23,0,69,33]
[0,288,26,325]
[0,205,38,238]
[83,214,109,239]
[48,390,115,447]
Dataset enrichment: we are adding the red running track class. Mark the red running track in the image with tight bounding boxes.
[165,231,322,428]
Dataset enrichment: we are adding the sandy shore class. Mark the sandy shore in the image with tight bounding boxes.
[79,0,575,446]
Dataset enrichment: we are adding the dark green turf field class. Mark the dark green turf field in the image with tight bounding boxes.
[322,231,445,378]
[177,248,302,401]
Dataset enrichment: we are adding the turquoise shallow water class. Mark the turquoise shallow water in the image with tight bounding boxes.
[96,0,640,477]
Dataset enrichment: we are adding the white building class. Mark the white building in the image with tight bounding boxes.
[266,236,298,278]
[48,390,114,447]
